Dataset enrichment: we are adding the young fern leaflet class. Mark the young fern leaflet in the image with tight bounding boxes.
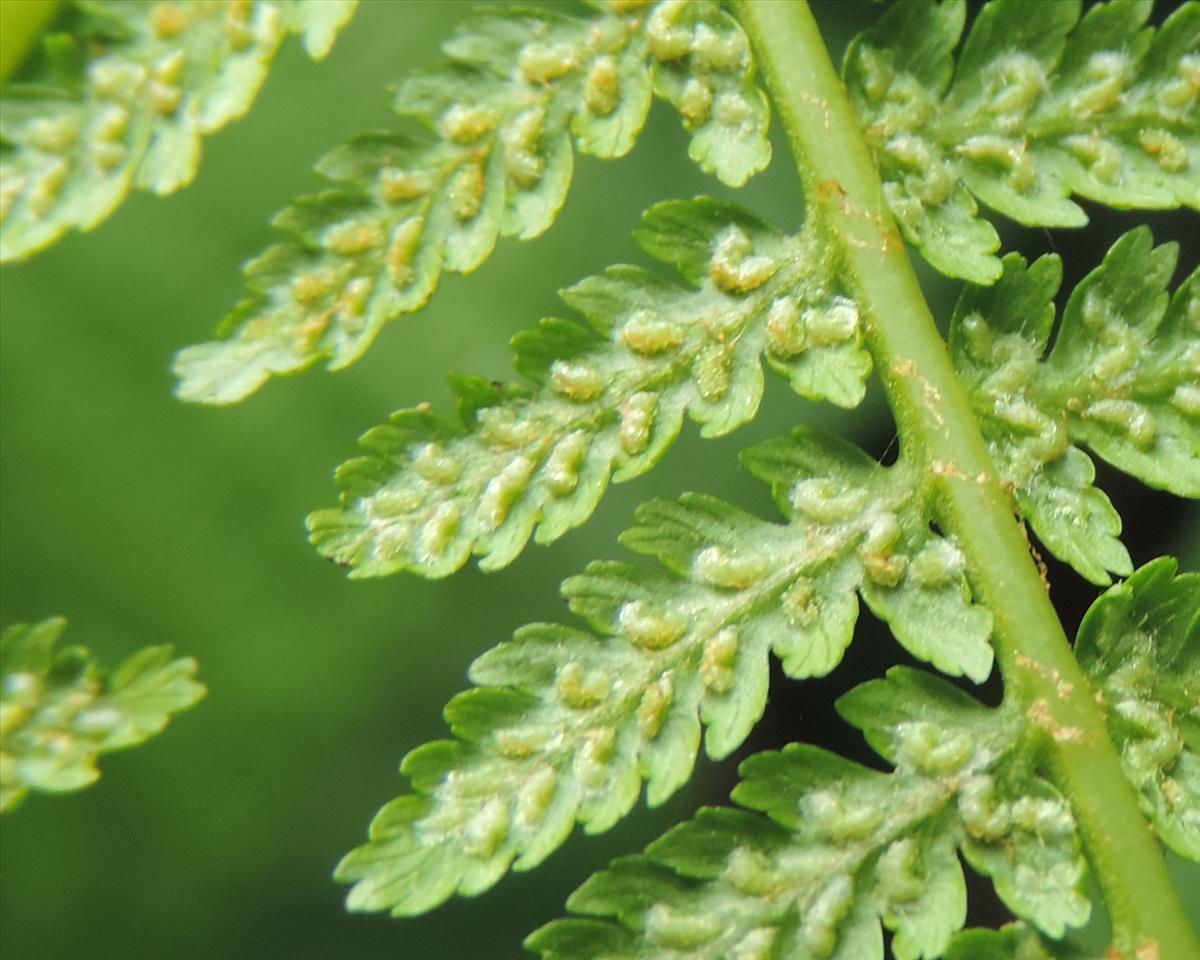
[530,561,1196,960]
[307,199,871,579]
[530,665,1094,960]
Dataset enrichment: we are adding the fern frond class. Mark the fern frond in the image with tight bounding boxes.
[527,668,1089,960]
[307,199,871,578]
[173,1,774,404]
[950,228,1199,585]
[0,616,205,812]
[845,0,1200,283]
[0,0,357,262]
[334,428,992,916]
[1075,557,1199,861]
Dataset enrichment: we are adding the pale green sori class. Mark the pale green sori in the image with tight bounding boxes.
[169,0,1200,403]
[1074,557,1200,863]
[951,229,1200,585]
[307,0,1199,954]
[529,667,1090,960]
[0,0,1196,955]
[306,199,873,581]
[527,559,1198,960]
[334,427,993,917]
[845,0,1199,283]
[306,209,1198,597]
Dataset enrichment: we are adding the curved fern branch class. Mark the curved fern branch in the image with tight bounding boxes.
[527,668,1089,960]
[845,0,1199,283]
[173,0,773,404]
[0,0,357,261]
[334,428,993,916]
[951,227,1199,585]
[307,198,871,578]
[0,616,205,812]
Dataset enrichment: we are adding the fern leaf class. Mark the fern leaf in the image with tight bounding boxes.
[307,199,872,579]
[0,616,205,812]
[1075,557,1200,861]
[173,1,773,404]
[946,923,1098,959]
[845,0,1200,283]
[334,428,992,916]
[734,430,995,682]
[950,228,1199,585]
[527,668,1089,960]
[0,0,357,262]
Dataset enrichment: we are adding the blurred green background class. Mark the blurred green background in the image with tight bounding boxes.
[1,2,1196,958]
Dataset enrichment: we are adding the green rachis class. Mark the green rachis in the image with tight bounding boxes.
[1,1,1196,958]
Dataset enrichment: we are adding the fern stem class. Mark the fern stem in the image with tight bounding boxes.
[733,0,1199,955]
[0,0,59,81]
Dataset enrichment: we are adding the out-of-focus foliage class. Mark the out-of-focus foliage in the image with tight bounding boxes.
[0,0,357,261]
[0,616,204,812]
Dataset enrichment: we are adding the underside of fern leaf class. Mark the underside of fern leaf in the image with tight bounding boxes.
[528,668,1089,960]
[1075,557,1199,860]
[172,0,773,404]
[951,227,1199,584]
[307,198,873,579]
[0,617,205,812]
[334,427,994,916]
[845,0,1199,283]
[307,206,1199,590]
[0,0,357,262]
